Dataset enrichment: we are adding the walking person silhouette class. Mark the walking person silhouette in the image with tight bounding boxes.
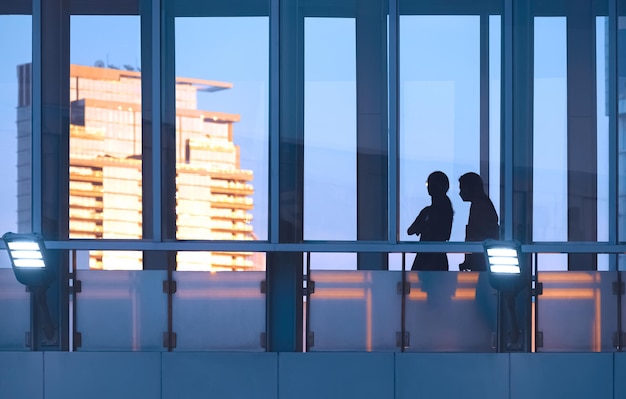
[407,171,454,271]
[458,172,499,271]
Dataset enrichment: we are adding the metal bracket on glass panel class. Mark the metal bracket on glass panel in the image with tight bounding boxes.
[303,280,315,295]
[25,331,31,349]
[612,281,624,295]
[396,331,409,348]
[536,331,544,348]
[260,332,266,349]
[162,280,177,295]
[613,332,626,348]
[69,279,82,294]
[397,281,410,295]
[307,331,315,348]
[532,282,543,296]
[73,332,82,349]
[260,280,266,294]
[162,332,177,349]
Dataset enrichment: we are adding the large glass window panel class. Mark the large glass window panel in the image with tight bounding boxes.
[536,270,616,352]
[400,15,493,271]
[308,270,401,351]
[172,270,266,351]
[75,270,167,351]
[0,268,30,350]
[174,6,269,254]
[2,14,31,253]
[489,15,502,213]
[534,6,608,271]
[404,271,497,352]
[70,15,142,269]
[533,17,568,249]
[597,16,609,270]
[304,17,356,241]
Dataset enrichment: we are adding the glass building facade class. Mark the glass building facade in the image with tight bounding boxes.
[2,0,626,359]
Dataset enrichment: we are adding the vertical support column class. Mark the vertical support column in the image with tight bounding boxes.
[33,0,70,350]
[142,0,177,270]
[504,0,533,352]
[567,0,598,270]
[266,0,304,352]
[511,0,533,245]
[388,0,399,245]
[356,0,388,270]
[608,0,618,271]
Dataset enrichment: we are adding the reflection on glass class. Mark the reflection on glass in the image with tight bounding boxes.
[533,17,567,250]
[76,270,167,351]
[174,17,268,271]
[597,17,609,270]
[69,16,142,269]
[400,15,482,269]
[489,15,502,213]
[309,253,357,271]
[172,269,266,350]
[304,18,356,241]
[1,16,31,242]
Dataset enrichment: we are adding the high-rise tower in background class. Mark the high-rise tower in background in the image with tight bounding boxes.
[17,63,260,271]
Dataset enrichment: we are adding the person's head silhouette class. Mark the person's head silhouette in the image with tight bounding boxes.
[459,172,485,202]
[426,171,449,198]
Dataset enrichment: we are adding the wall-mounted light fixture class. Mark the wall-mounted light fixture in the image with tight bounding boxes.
[2,232,56,344]
[483,239,527,351]
[483,239,524,293]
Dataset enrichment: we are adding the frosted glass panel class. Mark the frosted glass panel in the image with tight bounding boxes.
[308,271,401,351]
[76,270,167,351]
[173,271,265,351]
[0,269,30,350]
[537,271,617,352]
[405,271,497,352]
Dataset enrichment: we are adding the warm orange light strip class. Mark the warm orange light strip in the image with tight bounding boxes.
[594,289,601,352]
[541,288,595,299]
[310,288,365,300]
[79,289,131,299]
[178,288,261,299]
[531,301,536,352]
[132,293,139,351]
[452,288,476,300]
[538,273,595,283]
[312,273,366,283]
[366,289,372,352]
[407,291,428,300]
[457,273,480,283]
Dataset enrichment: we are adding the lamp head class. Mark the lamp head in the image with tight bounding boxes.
[483,239,525,292]
[2,232,54,288]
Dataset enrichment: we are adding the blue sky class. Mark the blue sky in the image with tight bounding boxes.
[0,14,612,271]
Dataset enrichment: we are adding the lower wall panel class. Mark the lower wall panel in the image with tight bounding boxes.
[0,352,622,399]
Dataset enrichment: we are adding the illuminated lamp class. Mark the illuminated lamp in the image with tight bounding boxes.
[483,239,524,293]
[2,232,56,342]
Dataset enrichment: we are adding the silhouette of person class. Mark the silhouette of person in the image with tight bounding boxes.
[458,172,499,271]
[407,171,454,271]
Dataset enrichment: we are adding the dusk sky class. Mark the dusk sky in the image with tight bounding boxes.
[0,14,612,271]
